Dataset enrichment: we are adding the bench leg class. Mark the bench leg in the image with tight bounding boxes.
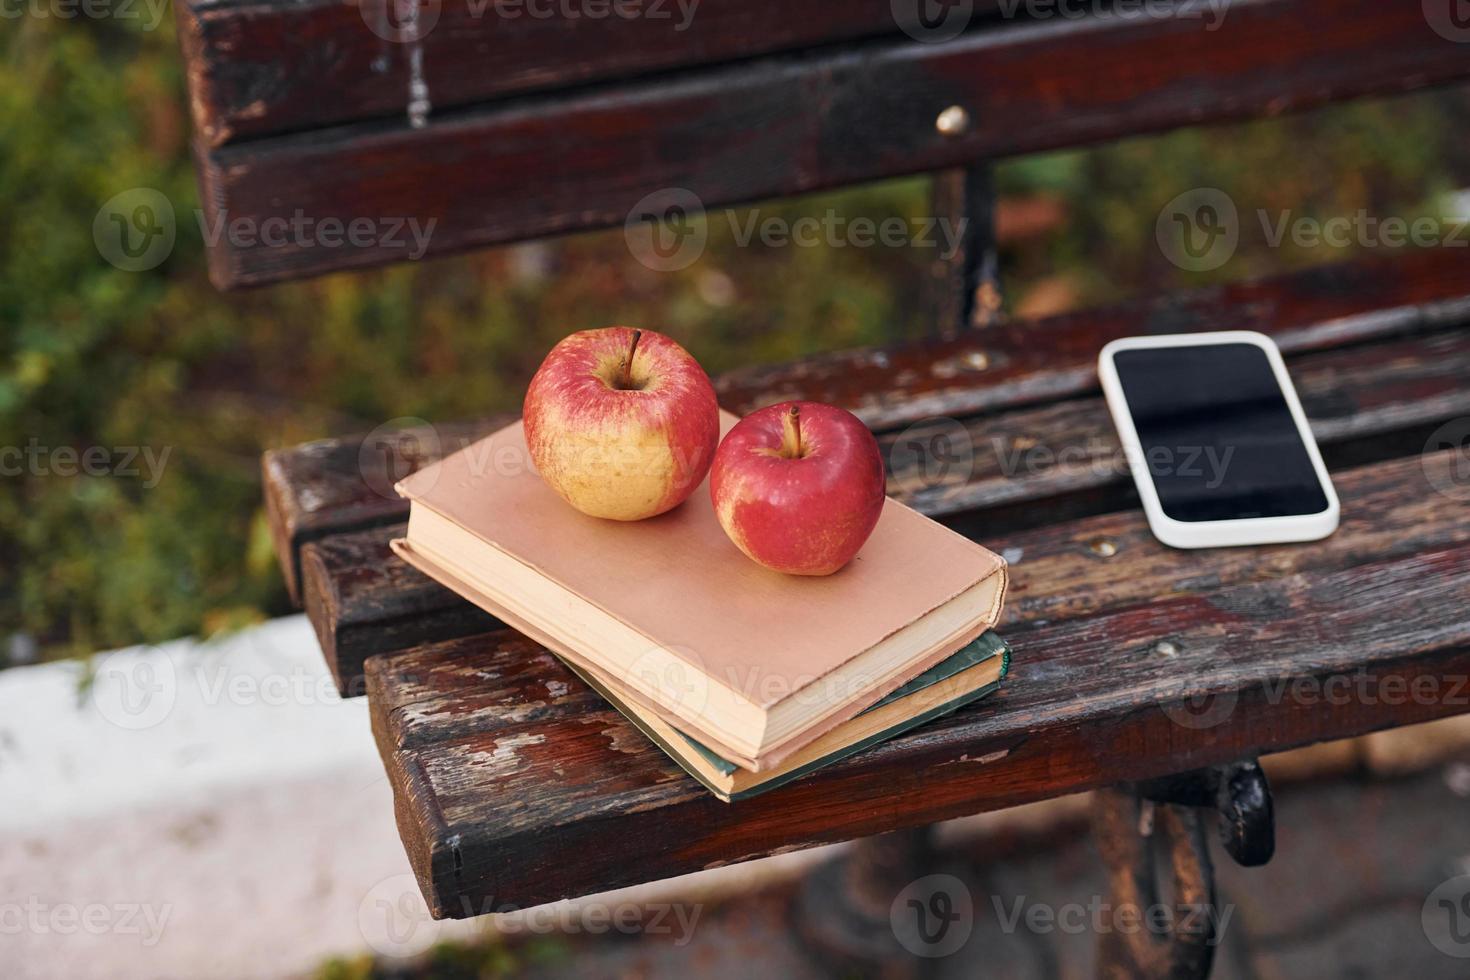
[1093,759,1275,979]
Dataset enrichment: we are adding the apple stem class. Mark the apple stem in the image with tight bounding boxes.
[620,330,643,390]
[783,404,803,459]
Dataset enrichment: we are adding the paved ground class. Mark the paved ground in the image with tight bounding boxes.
[377,757,1470,979]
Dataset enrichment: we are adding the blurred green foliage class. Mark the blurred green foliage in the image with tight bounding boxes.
[2,17,1466,660]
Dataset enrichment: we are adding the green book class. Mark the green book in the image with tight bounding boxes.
[564,632,1010,802]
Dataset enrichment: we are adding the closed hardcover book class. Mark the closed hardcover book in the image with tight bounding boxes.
[393,413,1008,771]
[565,631,1011,801]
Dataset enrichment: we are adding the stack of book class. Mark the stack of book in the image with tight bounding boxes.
[393,414,1009,801]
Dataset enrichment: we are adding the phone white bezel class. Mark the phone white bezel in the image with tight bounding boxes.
[1097,330,1340,550]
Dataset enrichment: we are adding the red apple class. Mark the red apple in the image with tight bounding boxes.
[524,327,720,521]
[710,401,886,576]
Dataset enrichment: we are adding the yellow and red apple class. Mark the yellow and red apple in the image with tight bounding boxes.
[524,327,720,521]
[711,401,886,576]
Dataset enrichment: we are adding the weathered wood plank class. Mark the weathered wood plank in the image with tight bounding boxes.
[263,413,514,602]
[368,451,1470,915]
[263,248,1470,602]
[194,0,1470,286]
[300,532,501,696]
[176,0,930,147]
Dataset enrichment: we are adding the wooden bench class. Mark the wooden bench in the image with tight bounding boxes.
[177,1,1470,974]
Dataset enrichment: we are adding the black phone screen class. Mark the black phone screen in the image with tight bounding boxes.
[1112,343,1330,524]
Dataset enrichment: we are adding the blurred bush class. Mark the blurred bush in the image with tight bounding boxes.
[2,18,1465,660]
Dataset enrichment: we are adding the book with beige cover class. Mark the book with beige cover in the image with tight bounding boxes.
[393,413,1008,771]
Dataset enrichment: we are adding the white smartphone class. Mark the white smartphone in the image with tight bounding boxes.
[1098,331,1339,550]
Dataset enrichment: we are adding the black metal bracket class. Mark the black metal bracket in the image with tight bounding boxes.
[1134,759,1276,868]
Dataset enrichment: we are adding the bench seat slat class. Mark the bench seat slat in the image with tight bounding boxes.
[263,247,1470,603]
[195,0,1470,286]
[369,451,1470,916]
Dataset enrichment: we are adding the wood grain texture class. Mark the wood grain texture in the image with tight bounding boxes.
[176,0,928,147]
[191,0,1470,286]
[263,248,1470,601]
[263,414,513,601]
[368,450,1470,916]
[300,532,501,696]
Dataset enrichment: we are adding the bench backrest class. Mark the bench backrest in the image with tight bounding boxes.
[179,0,1470,294]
